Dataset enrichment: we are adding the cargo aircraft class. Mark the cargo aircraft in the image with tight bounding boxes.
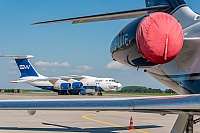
[0,0,200,132]
[1,55,122,95]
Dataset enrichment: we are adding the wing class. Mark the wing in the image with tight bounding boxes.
[68,75,85,81]
[11,76,85,84]
[32,5,170,25]
[0,94,199,115]
[39,76,85,82]
[48,76,85,84]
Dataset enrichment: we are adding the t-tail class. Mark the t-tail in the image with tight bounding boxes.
[1,55,45,81]
[14,55,44,78]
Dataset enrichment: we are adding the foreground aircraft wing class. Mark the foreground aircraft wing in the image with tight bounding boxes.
[0,94,199,115]
[32,5,170,25]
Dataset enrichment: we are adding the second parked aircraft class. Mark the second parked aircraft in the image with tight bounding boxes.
[2,55,122,95]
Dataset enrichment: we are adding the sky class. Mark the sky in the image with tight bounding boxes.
[0,0,199,90]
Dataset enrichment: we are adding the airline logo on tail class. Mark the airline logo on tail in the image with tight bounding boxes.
[19,65,31,70]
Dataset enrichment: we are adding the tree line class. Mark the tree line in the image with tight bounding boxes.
[120,86,176,93]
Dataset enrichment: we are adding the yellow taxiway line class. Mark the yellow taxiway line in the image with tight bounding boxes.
[82,113,150,133]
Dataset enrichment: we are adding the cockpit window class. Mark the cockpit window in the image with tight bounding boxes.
[108,80,118,82]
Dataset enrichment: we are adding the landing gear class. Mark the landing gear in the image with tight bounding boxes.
[186,115,193,133]
[58,91,69,95]
[98,91,102,96]
[95,90,102,96]
[171,114,200,133]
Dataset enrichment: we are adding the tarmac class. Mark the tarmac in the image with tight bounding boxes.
[0,93,199,133]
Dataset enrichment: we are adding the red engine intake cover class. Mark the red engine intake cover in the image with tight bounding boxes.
[136,12,183,64]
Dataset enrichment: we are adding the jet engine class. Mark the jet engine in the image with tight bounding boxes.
[72,82,83,89]
[111,12,183,67]
[136,12,183,64]
[53,80,71,90]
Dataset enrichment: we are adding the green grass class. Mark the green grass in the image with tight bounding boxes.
[0,89,52,94]
[104,91,178,96]
[0,89,178,96]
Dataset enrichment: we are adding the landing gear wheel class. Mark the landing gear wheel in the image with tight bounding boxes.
[98,91,102,96]
[63,91,69,95]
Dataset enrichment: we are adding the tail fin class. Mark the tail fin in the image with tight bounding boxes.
[15,56,40,78]
[145,0,186,8]
[1,55,43,78]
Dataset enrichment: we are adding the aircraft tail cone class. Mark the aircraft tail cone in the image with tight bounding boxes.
[129,117,135,130]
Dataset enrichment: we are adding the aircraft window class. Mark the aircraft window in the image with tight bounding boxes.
[95,80,103,82]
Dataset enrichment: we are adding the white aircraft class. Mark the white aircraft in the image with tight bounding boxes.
[2,55,122,95]
[0,0,200,133]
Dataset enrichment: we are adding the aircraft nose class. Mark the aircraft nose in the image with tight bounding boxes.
[118,83,122,88]
[117,83,122,90]
[108,83,122,91]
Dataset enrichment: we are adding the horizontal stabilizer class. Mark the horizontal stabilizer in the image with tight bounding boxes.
[10,79,29,84]
[32,5,170,25]
[0,55,34,59]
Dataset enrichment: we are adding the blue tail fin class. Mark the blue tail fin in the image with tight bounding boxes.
[1,55,44,78]
[15,58,39,78]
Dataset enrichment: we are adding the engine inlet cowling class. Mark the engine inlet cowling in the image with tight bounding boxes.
[72,82,83,89]
[53,80,71,90]
[136,12,183,64]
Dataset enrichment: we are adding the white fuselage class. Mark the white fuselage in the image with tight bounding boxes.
[27,76,122,91]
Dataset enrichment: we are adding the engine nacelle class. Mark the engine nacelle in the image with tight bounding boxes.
[53,80,71,90]
[136,12,183,64]
[72,82,83,89]
[111,12,183,67]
